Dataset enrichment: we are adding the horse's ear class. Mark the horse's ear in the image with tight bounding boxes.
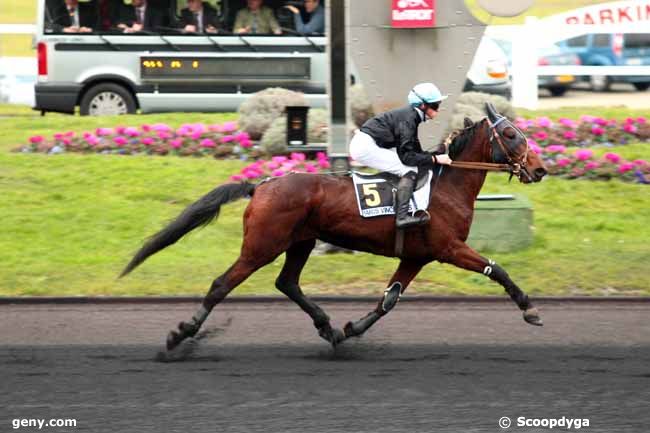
[485,102,499,122]
[463,117,474,128]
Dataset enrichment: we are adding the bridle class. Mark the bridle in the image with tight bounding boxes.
[443,117,532,182]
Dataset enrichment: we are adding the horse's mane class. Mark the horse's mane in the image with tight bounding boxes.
[440,118,482,160]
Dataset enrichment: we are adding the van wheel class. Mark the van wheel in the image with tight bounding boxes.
[633,82,650,91]
[80,83,136,116]
[548,86,567,97]
[589,75,610,92]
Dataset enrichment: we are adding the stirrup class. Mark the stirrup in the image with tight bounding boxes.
[396,210,430,229]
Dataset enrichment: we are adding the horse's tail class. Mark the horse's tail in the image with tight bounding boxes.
[119,182,256,278]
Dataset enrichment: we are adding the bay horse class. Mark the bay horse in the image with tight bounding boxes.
[121,103,548,351]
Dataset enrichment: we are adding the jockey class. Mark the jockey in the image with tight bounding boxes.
[349,82,453,229]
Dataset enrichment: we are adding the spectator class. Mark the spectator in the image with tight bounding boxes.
[179,0,219,33]
[115,0,167,33]
[54,0,95,33]
[233,0,281,35]
[284,0,324,35]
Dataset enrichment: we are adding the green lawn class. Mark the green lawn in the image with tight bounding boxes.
[1,104,649,297]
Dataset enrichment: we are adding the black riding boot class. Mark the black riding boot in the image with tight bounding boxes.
[395,171,430,229]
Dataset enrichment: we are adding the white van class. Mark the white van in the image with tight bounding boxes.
[35,0,326,115]
[464,36,511,98]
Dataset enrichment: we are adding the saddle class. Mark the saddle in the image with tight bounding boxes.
[351,170,433,218]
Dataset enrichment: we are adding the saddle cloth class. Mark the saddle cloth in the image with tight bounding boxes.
[352,170,433,218]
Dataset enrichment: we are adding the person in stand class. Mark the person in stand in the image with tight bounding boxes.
[233,0,281,35]
[349,82,453,229]
[179,0,219,33]
[54,0,95,33]
[115,0,167,33]
[284,0,324,35]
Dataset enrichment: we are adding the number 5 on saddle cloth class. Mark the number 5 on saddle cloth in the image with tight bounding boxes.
[352,170,433,218]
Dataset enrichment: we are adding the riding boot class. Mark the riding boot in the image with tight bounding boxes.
[395,171,430,229]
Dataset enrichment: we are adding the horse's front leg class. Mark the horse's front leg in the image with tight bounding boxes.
[343,260,425,339]
[443,242,543,326]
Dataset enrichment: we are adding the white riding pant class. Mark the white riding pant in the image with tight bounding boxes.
[349,130,417,176]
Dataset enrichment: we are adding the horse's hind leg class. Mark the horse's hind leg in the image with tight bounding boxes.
[275,239,345,346]
[343,260,424,339]
[443,242,542,326]
[167,235,290,350]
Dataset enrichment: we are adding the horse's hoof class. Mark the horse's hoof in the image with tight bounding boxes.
[166,330,183,351]
[344,321,361,338]
[318,325,346,347]
[523,308,543,326]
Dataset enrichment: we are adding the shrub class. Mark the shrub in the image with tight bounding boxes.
[350,84,374,127]
[260,109,329,155]
[237,88,307,140]
[456,92,517,119]
[230,152,331,181]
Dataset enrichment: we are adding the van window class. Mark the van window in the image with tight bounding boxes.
[566,35,588,47]
[592,34,610,47]
[624,33,650,49]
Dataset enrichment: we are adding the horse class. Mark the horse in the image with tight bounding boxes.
[120,103,548,351]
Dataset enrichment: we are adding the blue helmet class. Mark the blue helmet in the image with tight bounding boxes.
[407,82,448,107]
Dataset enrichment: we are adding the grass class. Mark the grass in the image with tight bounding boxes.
[1,104,649,297]
[0,34,34,57]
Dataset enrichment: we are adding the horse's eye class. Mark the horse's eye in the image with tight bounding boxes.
[503,127,516,139]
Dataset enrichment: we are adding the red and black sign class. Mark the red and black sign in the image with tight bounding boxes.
[391,0,436,28]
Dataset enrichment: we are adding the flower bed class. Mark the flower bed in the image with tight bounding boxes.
[14,116,650,184]
[17,121,263,159]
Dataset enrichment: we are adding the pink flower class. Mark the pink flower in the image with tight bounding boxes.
[272,156,288,163]
[591,126,605,136]
[190,131,203,140]
[529,143,542,155]
[222,121,237,132]
[29,135,45,144]
[637,117,647,124]
[152,123,171,132]
[593,117,608,126]
[536,116,552,127]
[124,127,140,137]
[177,126,191,136]
[62,138,71,145]
[243,169,262,179]
[579,115,595,123]
[290,152,306,161]
[304,163,317,173]
[96,127,114,136]
[113,136,128,146]
[266,161,280,170]
[170,139,183,149]
[316,152,328,161]
[563,130,577,140]
[585,161,600,170]
[556,158,572,167]
[574,149,593,161]
[623,123,637,133]
[633,159,648,166]
[546,144,566,154]
[271,169,285,177]
[115,126,126,134]
[235,132,250,141]
[141,137,155,146]
[86,135,99,146]
[54,133,64,140]
[221,135,235,143]
[230,174,245,181]
[618,163,635,173]
[209,124,222,132]
[532,131,548,141]
[157,131,172,140]
[604,152,621,164]
[200,138,216,148]
[239,139,253,148]
[559,118,577,128]
[141,124,152,132]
